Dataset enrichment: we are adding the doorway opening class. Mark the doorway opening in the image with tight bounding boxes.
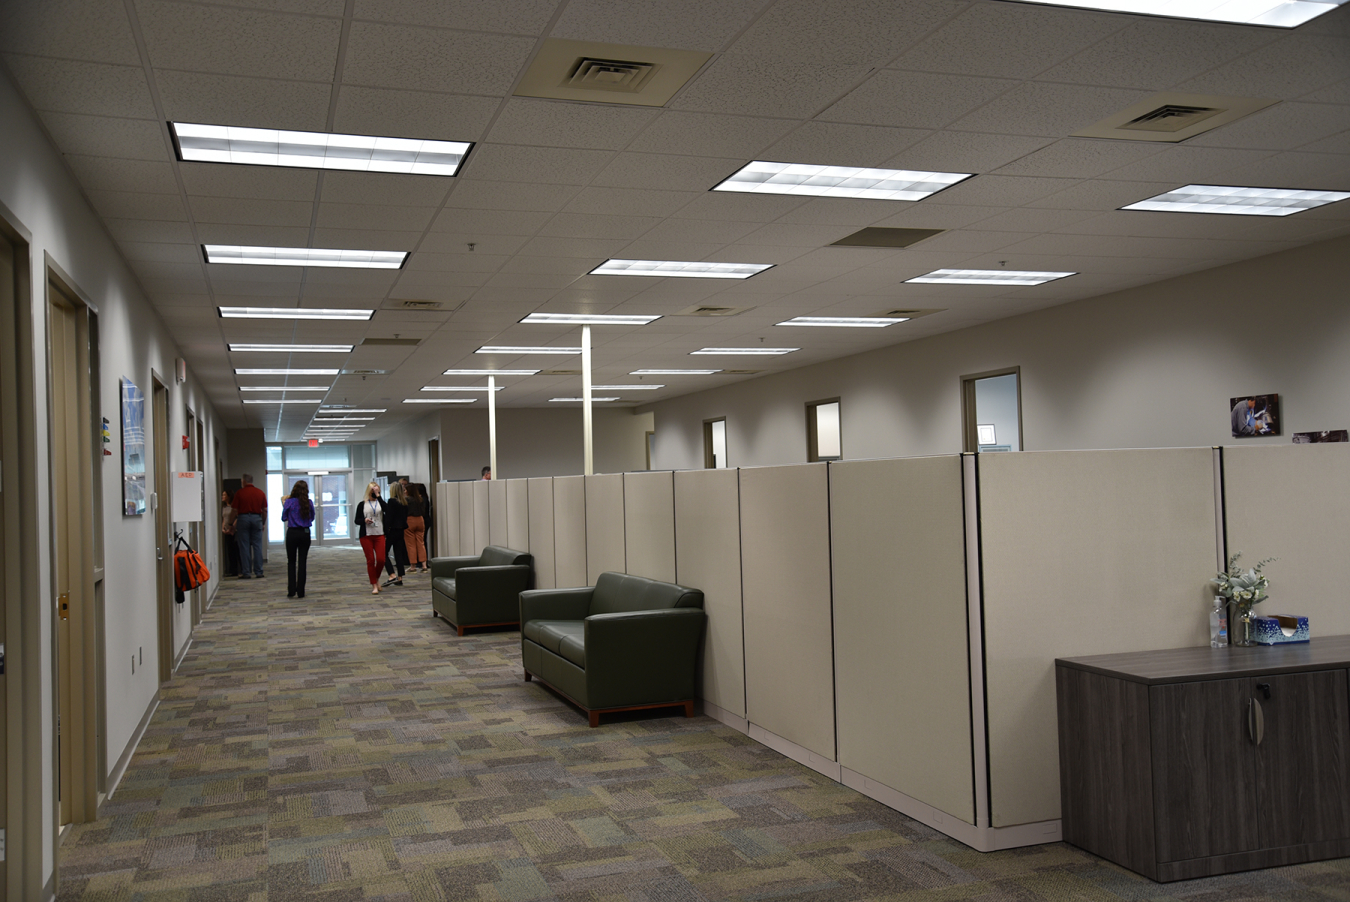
[152,375,173,683]
[961,367,1022,453]
[806,399,841,462]
[703,418,727,469]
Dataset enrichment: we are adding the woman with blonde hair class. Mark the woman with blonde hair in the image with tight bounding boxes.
[381,480,410,587]
[354,481,387,594]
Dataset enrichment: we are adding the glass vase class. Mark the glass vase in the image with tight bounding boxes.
[1230,604,1256,647]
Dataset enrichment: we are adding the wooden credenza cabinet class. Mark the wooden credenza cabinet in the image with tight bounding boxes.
[1056,635,1350,881]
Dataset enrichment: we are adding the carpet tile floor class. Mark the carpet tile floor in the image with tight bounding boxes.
[56,546,1350,901]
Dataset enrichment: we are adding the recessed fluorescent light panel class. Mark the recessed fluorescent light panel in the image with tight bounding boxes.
[204,246,407,269]
[776,317,907,328]
[320,408,386,413]
[1002,0,1348,27]
[476,346,582,355]
[241,399,321,405]
[590,259,772,279]
[172,123,471,175]
[550,397,621,403]
[713,161,971,201]
[593,384,664,391]
[404,398,476,404]
[905,270,1075,286]
[420,386,503,392]
[229,343,353,353]
[442,369,540,376]
[235,368,339,376]
[629,369,721,375]
[691,347,799,355]
[520,312,662,325]
[219,307,374,320]
[239,385,331,391]
[312,417,375,422]
[1121,185,1350,216]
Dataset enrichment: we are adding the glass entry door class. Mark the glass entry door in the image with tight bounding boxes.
[279,472,353,544]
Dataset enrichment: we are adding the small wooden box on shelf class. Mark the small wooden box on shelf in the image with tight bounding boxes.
[1055,635,1350,882]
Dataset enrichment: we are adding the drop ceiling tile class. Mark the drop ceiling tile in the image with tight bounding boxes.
[732,0,964,65]
[590,152,745,192]
[1060,209,1289,240]
[1036,19,1276,90]
[87,189,187,221]
[1180,34,1350,100]
[179,163,319,201]
[672,55,875,119]
[464,144,616,186]
[633,218,761,246]
[820,70,1018,130]
[65,156,178,195]
[194,223,312,246]
[517,235,631,258]
[352,0,559,34]
[416,234,528,256]
[311,228,424,250]
[892,4,1123,80]
[1215,152,1350,191]
[155,70,332,131]
[1299,78,1350,105]
[315,202,437,232]
[1297,129,1350,154]
[209,264,303,283]
[735,222,857,248]
[563,187,703,218]
[404,251,508,273]
[119,241,206,264]
[483,272,578,290]
[927,174,1080,207]
[993,139,1163,179]
[0,0,141,65]
[968,207,1101,234]
[884,131,1054,175]
[190,196,313,227]
[4,54,155,119]
[39,112,169,161]
[444,179,582,212]
[140,276,212,296]
[105,218,198,244]
[343,22,534,95]
[671,191,808,223]
[467,286,560,306]
[133,260,208,281]
[949,82,1151,138]
[1028,179,1177,212]
[148,291,212,307]
[430,209,554,235]
[138,0,342,80]
[554,0,760,49]
[488,99,660,150]
[497,256,593,275]
[613,240,754,262]
[759,122,933,169]
[333,87,500,142]
[538,213,662,240]
[868,203,1009,230]
[905,229,1039,255]
[1099,146,1275,183]
[395,269,493,287]
[1187,102,1350,151]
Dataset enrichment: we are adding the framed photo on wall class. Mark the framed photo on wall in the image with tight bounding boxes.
[121,377,146,515]
[1230,393,1280,438]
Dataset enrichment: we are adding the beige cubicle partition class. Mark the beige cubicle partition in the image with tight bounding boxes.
[553,475,587,589]
[506,478,530,554]
[586,473,626,585]
[978,448,1217,828]
[674,468,746,722]
[1224,444,1350,636]
[739,463,836,770]
[623,471,675,582]
[489,479,509,547]
[457,482,475,556]
[472,479,490,553]
[435,482,459,558]
[830,456,974,825]
[527,477,556,589]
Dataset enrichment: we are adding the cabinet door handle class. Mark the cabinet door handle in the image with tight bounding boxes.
[1248,697,1265,746]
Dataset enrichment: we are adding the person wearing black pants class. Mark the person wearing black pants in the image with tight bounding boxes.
[382,481,410,587]
[281,480,316,597]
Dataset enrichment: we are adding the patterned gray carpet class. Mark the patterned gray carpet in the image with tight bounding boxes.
[55,546,1350,900]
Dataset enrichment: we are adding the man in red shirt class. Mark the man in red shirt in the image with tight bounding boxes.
[232,473,268,578]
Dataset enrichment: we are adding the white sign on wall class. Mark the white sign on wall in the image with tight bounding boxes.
[172,471,203,522]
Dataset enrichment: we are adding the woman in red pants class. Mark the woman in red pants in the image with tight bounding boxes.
[354,481,387,594]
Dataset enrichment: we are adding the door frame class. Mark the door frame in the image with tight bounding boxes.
[960,366,1023,453]
[151,374,173,683]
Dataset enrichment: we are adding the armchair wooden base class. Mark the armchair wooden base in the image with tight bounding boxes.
[433,610,518,637]
[524,669,695,727]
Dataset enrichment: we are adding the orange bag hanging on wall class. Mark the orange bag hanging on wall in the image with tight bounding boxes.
[174,535,210,602]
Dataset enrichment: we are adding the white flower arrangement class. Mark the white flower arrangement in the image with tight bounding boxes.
[1211,552,1275,608]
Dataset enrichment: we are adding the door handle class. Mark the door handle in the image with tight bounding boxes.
[156,547,163,561]
[1248,696,1265,746]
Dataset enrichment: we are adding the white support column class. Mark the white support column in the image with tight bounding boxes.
[582,325,593,476]
[488,374,498,480]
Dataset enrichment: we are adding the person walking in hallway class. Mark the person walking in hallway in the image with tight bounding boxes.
[282,480,315,598]
[221,489,240,577]
[382,481,409,587]
[355,481,387,594]
[233,473,267,578]
[405,483,428,572]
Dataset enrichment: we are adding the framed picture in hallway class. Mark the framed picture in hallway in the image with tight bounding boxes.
[1230,393,1280,438]
[121,377,146,516]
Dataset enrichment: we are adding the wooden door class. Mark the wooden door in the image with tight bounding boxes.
[1253,670,1350,847]
[153,379,172,682]
[1149,678,1260,861]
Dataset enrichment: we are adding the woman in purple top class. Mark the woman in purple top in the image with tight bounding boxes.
[282,480,316,597]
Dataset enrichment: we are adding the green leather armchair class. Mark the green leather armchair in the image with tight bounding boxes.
[520,571,705,726]
[430,545,532,635]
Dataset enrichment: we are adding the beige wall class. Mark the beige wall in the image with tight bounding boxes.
[645,236,1350,469]
[437,407,652,480]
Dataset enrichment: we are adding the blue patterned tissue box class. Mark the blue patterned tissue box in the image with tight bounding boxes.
[1253,614,1310,645]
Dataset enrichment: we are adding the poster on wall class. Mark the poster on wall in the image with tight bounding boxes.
[1230,393,1280,438]
[1293,430,1349,443]
[121,378,146,516]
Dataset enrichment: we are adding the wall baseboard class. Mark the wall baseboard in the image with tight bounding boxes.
[173,636,192,673]
[101,691,160,810]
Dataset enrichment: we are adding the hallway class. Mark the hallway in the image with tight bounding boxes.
[55,547,1349,901]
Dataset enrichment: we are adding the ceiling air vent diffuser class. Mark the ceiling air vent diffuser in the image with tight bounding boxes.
[542,369,583,376]
[1120,105,1221,133]
[1074,92,1277,143]
[672,304,752,317]
[361,337,420,346]
[567,58,658,93]
[831,227,943,248]
[515,40,711,107]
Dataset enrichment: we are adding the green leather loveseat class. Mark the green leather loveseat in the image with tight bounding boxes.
[520,571,706,727]
[431,546,533,635]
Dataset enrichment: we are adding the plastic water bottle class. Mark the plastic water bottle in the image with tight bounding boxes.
[1210,598,1228,648]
